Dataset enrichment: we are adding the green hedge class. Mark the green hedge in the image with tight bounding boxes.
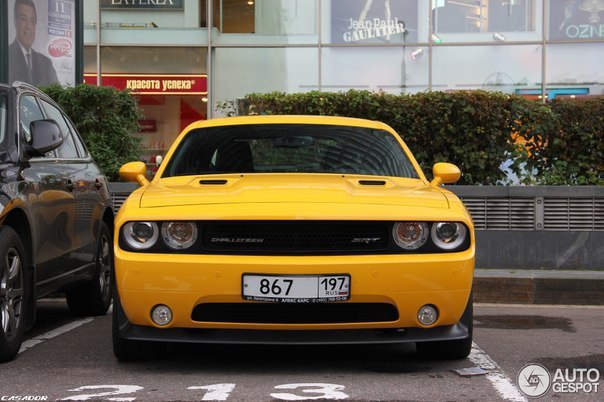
[538,98,604,185]
[223,90,602,185]
[42,84,143,181]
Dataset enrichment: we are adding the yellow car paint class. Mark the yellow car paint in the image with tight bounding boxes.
[114,115,474,343]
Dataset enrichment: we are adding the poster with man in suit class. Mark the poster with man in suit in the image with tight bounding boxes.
[8,0,75,86]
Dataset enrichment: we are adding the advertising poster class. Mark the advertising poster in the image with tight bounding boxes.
[8,0,76,86]
[331,0,418,44]
[550,0,604,41]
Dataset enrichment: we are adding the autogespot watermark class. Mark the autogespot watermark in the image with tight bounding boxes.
[517,363,601,398]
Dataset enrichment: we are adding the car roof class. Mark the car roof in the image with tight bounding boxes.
[185,115,390,132]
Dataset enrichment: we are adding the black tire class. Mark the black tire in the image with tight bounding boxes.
[66,222,112,316]
[416,294,473,360]
[112,286,166,362]
[0,226,29,363]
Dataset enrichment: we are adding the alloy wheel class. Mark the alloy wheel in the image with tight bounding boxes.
[98,233,112,303]
[0,248,23,341]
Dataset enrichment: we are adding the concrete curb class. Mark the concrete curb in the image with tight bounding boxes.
[473,269,604,305]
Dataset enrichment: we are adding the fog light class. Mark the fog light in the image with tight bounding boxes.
[417,305,438,326]
[151,304,173,326]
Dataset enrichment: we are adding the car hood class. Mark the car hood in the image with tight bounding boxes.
[138,174,449,209]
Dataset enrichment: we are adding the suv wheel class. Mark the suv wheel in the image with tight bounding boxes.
[66,222,112,316]
[0,226,28,363]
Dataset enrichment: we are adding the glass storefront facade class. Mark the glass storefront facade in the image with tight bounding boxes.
[83,0,604,167]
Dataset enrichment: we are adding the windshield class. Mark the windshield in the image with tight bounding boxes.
[163,124,419,179]
[0,90,7,145]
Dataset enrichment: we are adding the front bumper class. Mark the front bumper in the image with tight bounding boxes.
[115,320,471,345]
[114,248,474,335]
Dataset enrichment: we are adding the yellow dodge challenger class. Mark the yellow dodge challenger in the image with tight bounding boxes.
[113,115,474,361]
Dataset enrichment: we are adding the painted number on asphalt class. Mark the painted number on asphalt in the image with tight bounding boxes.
[271,383,349,400]
[60,383,348,401]
[188,384,236,401]
[61,385,143,401]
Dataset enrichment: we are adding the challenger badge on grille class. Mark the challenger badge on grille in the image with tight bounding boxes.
[211,237,265,243]
[351,237,381,244]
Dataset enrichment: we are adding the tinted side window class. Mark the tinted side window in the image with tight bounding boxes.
[40,99,79,159]
[64,117,88,158]
[19,95,45,144]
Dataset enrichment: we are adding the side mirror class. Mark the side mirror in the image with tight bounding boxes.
[119,161,149,186]
[431,162,461,186]
[29,119,63,155]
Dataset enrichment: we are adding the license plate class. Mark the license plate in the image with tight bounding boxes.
[242,274,351,303]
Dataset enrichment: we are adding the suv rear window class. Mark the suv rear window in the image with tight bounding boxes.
[164,124,419,179]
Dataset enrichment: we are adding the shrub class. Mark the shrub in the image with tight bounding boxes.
[42,84,143,181]
[537,98,604,185]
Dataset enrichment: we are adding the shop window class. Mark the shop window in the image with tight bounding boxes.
[330,0,419,44]
[83,45,208,178]
[432,0,535,33]
[200,0,255,33]
[549,0,604,41]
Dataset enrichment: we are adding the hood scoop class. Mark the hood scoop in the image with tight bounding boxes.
[358,180,386,186]
[199,179,229,185]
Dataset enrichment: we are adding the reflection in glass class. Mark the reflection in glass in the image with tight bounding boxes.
[330,0,418,44]
[322,47,428,94]
[433,45,541,93]
[549,0,604,41]
[203,0,316,35]
[432,0,535,33]
[547,43,604,97]
[97,47,207,74]
[214,48,319,114]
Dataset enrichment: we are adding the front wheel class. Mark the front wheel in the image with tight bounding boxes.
[0,226,28,363]
[66,222,112,316]
[416,294,473,360]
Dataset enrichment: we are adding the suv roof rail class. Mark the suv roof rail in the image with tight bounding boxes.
[12,81,42,92]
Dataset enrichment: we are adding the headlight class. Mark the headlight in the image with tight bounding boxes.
[392,222,428,250]
[123,222,159,250]
[431,222,467,250]
[161,222,198,249]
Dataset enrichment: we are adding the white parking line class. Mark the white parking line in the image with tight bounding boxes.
[19,318,95,354]
[469,342,527,402]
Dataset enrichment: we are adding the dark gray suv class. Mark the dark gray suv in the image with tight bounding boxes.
[0,82,114,362]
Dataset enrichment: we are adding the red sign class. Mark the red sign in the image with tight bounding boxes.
[83,74,207,95]
[48,38,73,58]
[139,119,157,133]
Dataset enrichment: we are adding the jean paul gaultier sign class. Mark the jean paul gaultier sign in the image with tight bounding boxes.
[331,0,417,44]
[100,0,184,9]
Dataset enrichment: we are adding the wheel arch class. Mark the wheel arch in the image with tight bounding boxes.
[1,209,33,268]
[102,206,115,234]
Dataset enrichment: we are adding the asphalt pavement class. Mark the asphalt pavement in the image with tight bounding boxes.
[1,301,602,401]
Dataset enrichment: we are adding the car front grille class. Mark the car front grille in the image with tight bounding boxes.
[200,221,390,254]
[191,302,399,324]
